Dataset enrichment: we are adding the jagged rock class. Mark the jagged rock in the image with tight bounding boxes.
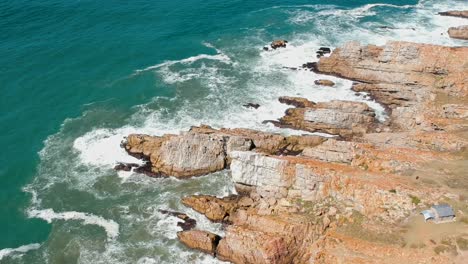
[158,210,197,231]
[439,10,468,19]
[123,132,228,178]
[122,126,327,177]
[177,230,221,255]
[448,25,468,40]
[278,96,316,108]
[314,79,335,87]
[276,100,377,138]
[243,103,260,109]
[319,47,331,54]
[114,162,140,172]
[271,40,288,49]
[230,150,422,220]
[181,195,241,222]
[312,41,468,130]
[312,41,467,95]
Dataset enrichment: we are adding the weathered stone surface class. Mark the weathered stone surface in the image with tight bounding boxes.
[123,132,228,178]
[314,79,335,87]
[312,41,468,131]
[181,195,241,222]
[278,96,316,108]
[271,40,288,49]
[313,41,467,95]
[230,151,424,220]
[158,210,197,231]
[122,126,327,177]
[177,230,221,255]
[439,10,468,19]
[276,100,377,138]
[448,25,468,40]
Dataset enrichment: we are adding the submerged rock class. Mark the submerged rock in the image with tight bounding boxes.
[439,10,468,19]
[243,103,260,109]
[158,209,197,231]
[314,79,335,87]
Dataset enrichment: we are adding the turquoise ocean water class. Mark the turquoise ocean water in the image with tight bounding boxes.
[1,0,467,263]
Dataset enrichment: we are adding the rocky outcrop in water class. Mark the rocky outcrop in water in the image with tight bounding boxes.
[270,40,288,49]
[314,79,335,87]
[177,230,221,255]
[121,126,325,177]
[274,100,377,138]
[439,10,468,19]
[448,25,468,40]
[120,39,468,263]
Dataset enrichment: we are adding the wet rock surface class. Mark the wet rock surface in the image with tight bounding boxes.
[439,10,468,19]
[177,230,221,255]
[448,25,468,40]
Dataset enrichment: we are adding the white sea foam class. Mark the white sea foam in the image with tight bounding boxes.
[73,127,143,167]
[0,243,41,261]
[27,209,119,240]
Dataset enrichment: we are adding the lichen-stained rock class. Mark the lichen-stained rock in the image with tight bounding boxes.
[276,100,377,138]
[181,195,241,222]
[177,230,221,255]
[439,10,468,19]
[448,25,468,40]
[314,79,335,87]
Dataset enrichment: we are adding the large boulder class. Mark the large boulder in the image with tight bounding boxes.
[177,230,221,255]
[271,40,288,49]
[314,79,335,87]
[448,25,468,40]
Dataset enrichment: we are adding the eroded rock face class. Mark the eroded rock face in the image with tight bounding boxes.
[439,10,468,19]
[271,40,288,49]
[177,230,221,255]
[230,150,424,220]
[314,79,335,87]
[448,25,468,40]
[312,41,468,131]
[121,126,326,177]
[276,100,377,138]
[181,195,240,222]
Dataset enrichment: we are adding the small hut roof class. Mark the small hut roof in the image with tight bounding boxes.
[432,204,455,217]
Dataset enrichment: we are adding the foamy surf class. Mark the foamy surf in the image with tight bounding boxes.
[0,243,41,261]
[27,209,119,241]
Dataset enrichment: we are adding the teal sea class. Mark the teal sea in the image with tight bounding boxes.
[1,0,467,263]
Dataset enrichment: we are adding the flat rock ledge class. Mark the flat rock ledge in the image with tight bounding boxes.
[439,10,468,19]
[119,126,325,178]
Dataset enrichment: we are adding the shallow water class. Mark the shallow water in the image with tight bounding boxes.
[1,0,467,263]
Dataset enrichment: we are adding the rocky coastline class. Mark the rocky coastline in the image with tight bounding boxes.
[117,11,468,264]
